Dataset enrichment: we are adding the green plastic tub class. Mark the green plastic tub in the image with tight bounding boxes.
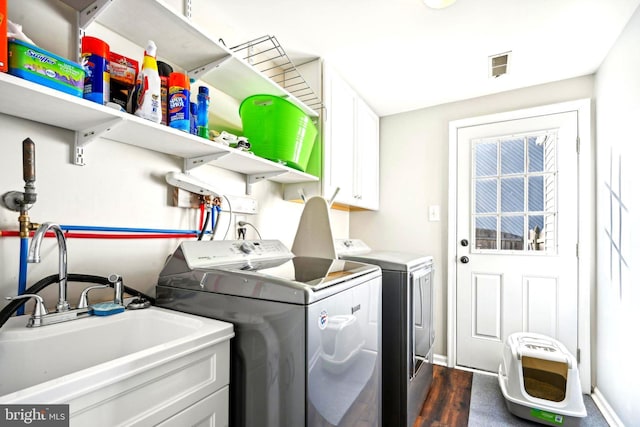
[239,94,317,172]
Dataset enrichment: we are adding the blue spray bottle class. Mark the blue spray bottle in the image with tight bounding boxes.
[197,86,210,139]
[190,102,198,135]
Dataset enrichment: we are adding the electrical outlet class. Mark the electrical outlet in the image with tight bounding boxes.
[235,214,247,240]
[429,205,441,222]
[220,195,258,214]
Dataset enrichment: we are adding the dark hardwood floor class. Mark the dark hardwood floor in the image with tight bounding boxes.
[414,365,474,427]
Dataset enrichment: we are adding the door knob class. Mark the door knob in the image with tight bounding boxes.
[460,256,470,264]
[460,239,469,247]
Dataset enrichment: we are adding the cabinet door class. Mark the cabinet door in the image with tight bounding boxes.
[157,386,229,427]
[323,68,356,205]
[354,99,379,210]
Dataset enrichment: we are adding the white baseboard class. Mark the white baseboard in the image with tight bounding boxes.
[433,353,448,366]
[592,387,624,427]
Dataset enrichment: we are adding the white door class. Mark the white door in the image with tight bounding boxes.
[456,111,579,372]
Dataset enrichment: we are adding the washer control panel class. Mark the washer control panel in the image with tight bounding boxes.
[181,240,293,269]
[334,238,371,256]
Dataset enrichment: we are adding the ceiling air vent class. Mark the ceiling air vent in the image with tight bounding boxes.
[489,51,511,78]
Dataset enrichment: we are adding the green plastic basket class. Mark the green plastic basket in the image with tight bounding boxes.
[239,94,317,172]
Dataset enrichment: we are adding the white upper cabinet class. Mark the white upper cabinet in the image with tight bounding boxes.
[323,67,356,206]
[353,98,379,210]
[284,62,380,210]
[321,65,380,210]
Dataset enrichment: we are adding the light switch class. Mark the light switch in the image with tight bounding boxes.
[429,205,440,222]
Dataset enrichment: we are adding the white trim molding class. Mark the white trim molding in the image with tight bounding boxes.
[592,387,624,427]
[433,353,448,366]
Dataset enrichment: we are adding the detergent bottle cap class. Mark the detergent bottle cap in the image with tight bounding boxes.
[145,40,157,58]
[169,72,190,90]
[82,36,110,58]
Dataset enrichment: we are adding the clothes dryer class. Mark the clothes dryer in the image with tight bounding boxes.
[335,239,434,427]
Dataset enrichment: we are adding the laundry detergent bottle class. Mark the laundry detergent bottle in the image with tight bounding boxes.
[81,36,110,105]
[168,72,191,133]
[133,40,161,123]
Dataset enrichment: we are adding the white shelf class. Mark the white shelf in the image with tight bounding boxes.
[0,72,318,190]
[59,0,318,117]
[0,69,121,131]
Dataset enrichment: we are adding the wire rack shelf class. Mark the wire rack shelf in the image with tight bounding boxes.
[231,35,323,112]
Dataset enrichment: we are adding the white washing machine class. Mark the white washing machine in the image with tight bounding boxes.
[156,240,382,427]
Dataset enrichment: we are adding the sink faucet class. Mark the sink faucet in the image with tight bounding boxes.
[109,274,124,306]
[28,222,69,312]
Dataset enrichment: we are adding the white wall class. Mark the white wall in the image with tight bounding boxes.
[0,0,348,309]
[350,75,594,357]
[593,5,640,425]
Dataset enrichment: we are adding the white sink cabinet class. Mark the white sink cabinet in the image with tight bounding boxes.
[0,307,233,426]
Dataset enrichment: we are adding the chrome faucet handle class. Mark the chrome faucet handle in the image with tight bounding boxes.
[77,284,109,309]
[108,274,124,306]
[5,294,48,327]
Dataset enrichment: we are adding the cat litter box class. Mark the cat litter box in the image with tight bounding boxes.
[498,332,587,426]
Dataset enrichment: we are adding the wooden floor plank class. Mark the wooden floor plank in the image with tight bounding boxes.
[414,365,473,427]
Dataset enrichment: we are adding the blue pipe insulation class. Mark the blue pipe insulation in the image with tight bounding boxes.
[60,225,206,234]
[211,206,221,235]
[17,237,28,315]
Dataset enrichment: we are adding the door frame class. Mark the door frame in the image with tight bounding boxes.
[446,99,593,392]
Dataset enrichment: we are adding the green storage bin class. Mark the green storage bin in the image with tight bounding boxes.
[239,94,317,172]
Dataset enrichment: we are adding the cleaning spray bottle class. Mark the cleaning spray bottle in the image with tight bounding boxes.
[132,40,161,123]
[197,86,210,139]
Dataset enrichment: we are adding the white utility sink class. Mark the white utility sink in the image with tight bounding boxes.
[0,307,234,426]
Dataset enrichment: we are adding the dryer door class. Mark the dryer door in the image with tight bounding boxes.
[411,265,433,378]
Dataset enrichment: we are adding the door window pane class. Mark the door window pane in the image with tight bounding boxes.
[501,216,524,250]
[501,177,524,212]
[528,136,545,172]
[475,179,497,213]
[528,215,547,251]
[475,216,497,250]
[501,138,525,175]
[528,176,544,211]
[475,142,497,177]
